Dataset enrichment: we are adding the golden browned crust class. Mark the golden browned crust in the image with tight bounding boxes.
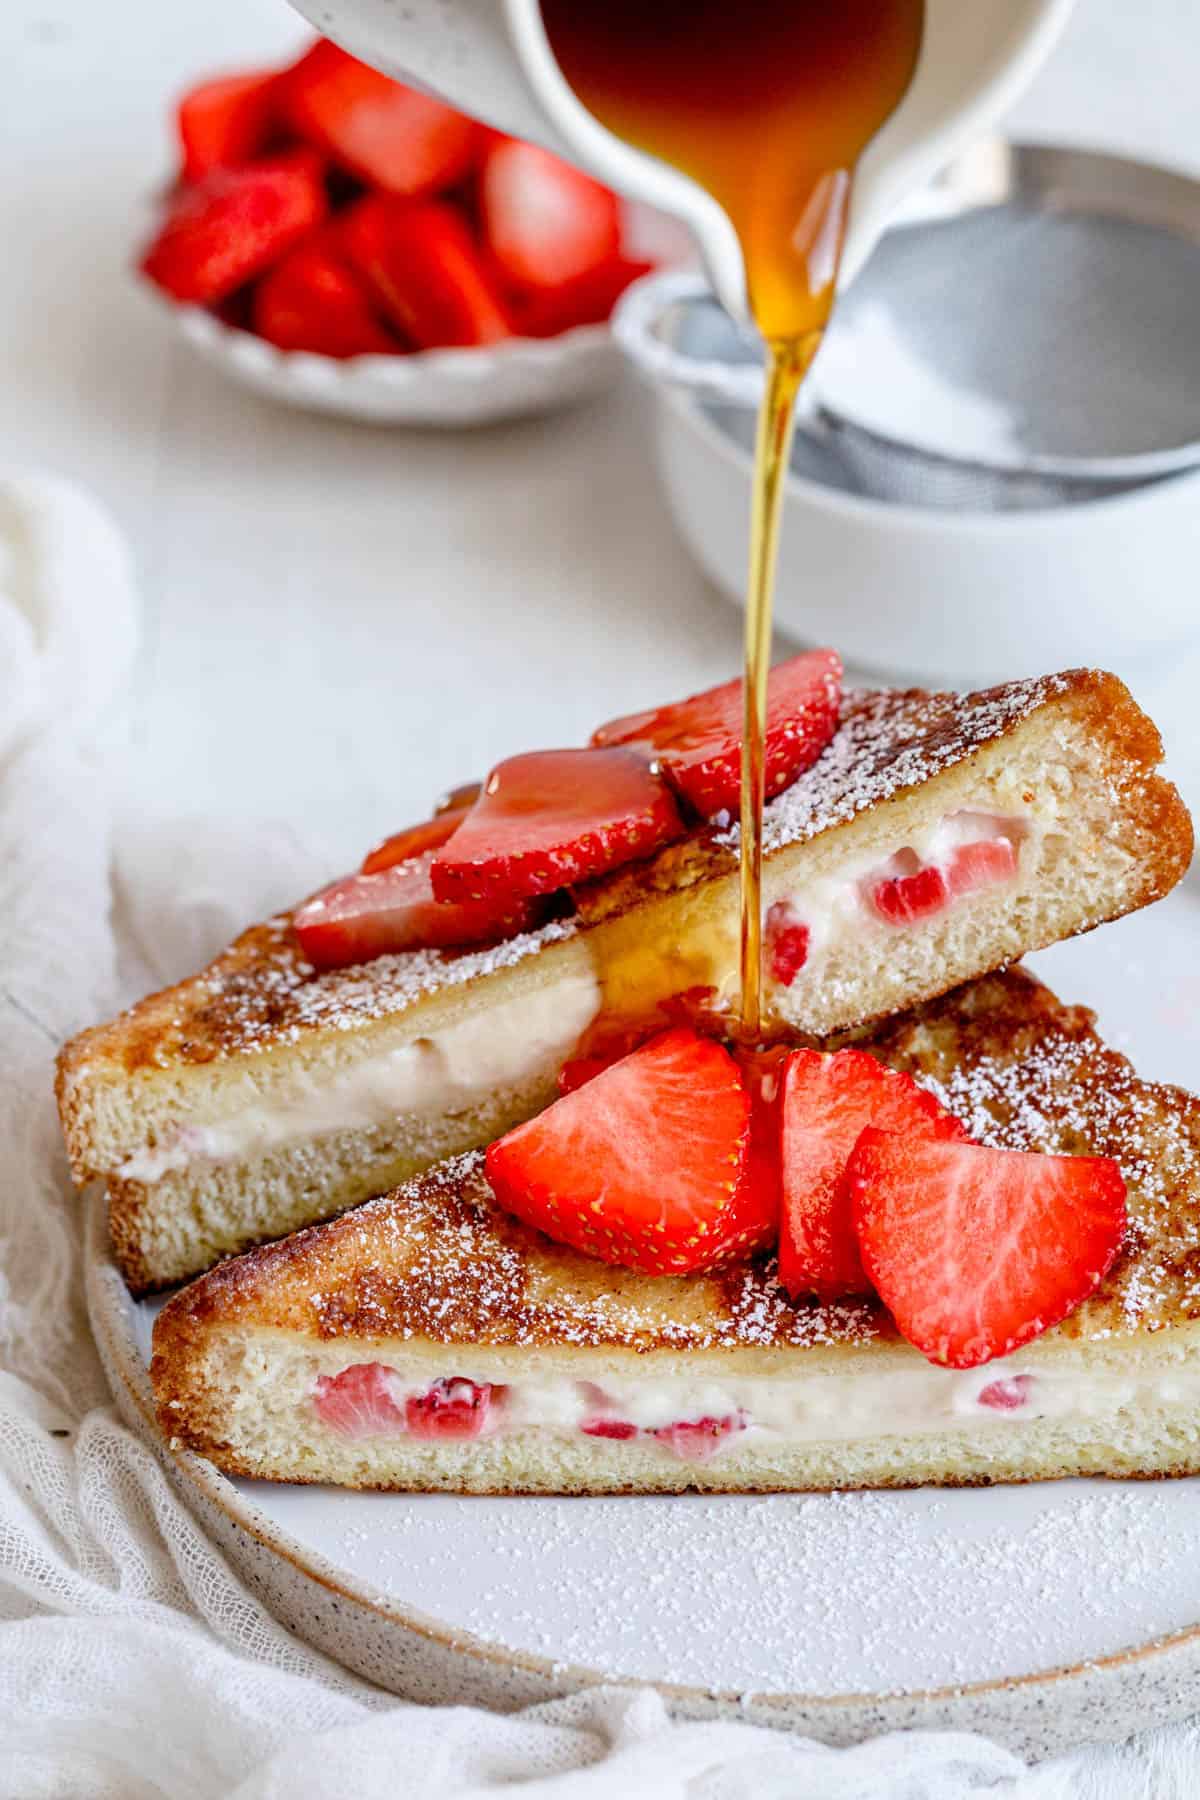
[57,667,1192,1194]
[154,1448,1200,1497]
[152,965,1200,1465]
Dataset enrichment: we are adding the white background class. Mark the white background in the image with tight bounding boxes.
[4,0,1200,870]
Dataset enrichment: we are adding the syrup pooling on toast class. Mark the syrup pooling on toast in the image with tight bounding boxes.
[540,0,924,1036]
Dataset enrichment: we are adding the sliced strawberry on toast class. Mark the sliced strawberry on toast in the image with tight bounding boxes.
[294,852,539,971]
[252,236,399,357]
[280,40,478,197]
[430,746,683,906]
[486,1027,772,1275]
[140,152,327,305]
[592,649,843,820]
[360,806,471,874]
[778,1049,969,1301]
[176,70,281,182]
[480,138,621,293]
[342,195,513,349]
[848,1131,1128,1368]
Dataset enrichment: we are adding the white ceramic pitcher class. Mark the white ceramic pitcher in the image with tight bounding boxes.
[284,0,1075,322]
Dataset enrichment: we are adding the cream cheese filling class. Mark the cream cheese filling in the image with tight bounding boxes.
[766,807,1033,973]
[120,802,1037,1185]
[312,1355,1195,1456]
[119,972,601,1183]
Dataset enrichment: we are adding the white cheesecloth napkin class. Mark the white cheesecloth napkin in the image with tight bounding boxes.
[4,471,1200,1799]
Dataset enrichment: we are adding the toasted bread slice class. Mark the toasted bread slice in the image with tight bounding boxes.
[64,669,1191,1293]
[152,968,1200,1494]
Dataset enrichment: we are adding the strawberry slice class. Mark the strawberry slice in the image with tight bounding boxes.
[480,138,621,292]
[140,152,327,305]
[252,237,399,357]
[279,39,478,196]
[430,746,683,906]
[765,903,811,988]
[404,1377,499,1440]
[342,195,513,350]
[485,1027,769,1275]
[778,1049,969,1300]
[870,835,1019,925]
[176,70,281,182]
[360,805,471,874]
[510,254,654,337]
[848,1131,1128,1369]
[581,1418,638,1440]
[870,861,949,925]
[313,1363,404,1438]
[947,836,1018,897]
[293,852,539,970]
[591,649,843,821]
[652,1413,746,1463]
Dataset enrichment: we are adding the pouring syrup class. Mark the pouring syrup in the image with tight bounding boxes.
[539,0,924,1037]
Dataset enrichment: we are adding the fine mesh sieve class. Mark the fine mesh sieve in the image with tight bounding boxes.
[613,141,1200,513]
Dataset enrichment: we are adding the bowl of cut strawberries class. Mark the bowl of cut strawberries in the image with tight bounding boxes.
[137,38,677,424]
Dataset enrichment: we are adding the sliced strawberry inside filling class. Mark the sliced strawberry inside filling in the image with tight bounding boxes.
[867,827,1020,927]
[947,836,1019,896]
[405,1377,499,1440]
[581,1418,639,1440]
[313,1363,405,1439]
[314,1367,501,1439]
[651,1413,746,1464]
[765,903,811,987]
[977,1375,1034,1412]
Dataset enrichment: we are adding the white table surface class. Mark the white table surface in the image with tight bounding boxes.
[5,0,1200,870]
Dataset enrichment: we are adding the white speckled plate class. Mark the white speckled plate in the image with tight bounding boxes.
[86,873,1200,1755]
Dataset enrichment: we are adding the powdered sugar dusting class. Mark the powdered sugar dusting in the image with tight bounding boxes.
[271,968,1200,1355]
[286,1148,884,1352]
[186,916,579,1056]
[719,673,1070,856]
[154,673,1081,1063]
[881,973,1200,1337]
[334,1483,1193,1696]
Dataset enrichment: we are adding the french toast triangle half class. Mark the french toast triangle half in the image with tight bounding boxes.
[153,968,1200,1496]
[62,667,1192,1294]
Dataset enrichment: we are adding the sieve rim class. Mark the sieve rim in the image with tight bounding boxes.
[613,138,1200,487]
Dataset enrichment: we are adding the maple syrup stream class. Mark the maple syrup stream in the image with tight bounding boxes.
[539,0,924,1039]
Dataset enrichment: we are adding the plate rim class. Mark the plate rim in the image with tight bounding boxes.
[85,1186,1200,1720]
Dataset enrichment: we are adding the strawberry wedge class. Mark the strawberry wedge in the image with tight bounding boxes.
[177,70,281,182]
[430,746,683,906]
[480,138,621,292]
[294,852,539,971]
[778,1050,969,1300]
[592,649,843,820]
[848,1132,1128,1369]
[360,806,472,874]
[486,1027,774,1275]
[253,237,398,357]
[342,196,513,349]
[140,152,327,305]
[280,40,479,197]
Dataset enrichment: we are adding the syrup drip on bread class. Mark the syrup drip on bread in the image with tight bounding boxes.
[539,0,924,1032]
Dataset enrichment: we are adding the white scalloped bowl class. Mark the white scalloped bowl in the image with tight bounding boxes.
[154,292,625,426]
[144,195,692,426]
